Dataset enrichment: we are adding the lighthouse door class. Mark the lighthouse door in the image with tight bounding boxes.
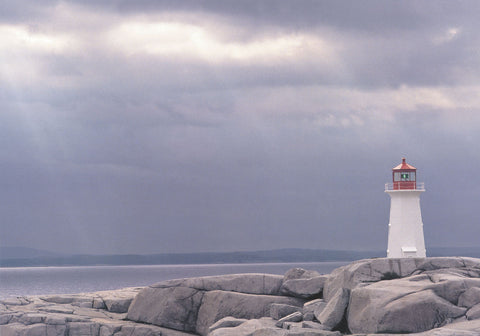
[401,247,417,258]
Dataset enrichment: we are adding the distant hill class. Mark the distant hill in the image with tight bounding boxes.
[0,246,64,260]
[0,247,382,267]
[1,246,479,267]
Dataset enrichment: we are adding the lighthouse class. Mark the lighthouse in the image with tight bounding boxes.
[385,158,426,258]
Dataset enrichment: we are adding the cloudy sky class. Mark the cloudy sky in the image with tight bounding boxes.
[1,0,480,255]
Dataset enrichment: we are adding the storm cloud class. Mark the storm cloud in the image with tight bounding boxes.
[1,1,480,255]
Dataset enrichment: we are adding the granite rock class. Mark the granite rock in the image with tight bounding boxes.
[0,288,192,336]
[459,287,480,308]
[467,303,480,320]
[322,258,421,301]
[284,329,341,336]
[127,286,204,332]
[39,287,142,313]
[151,273,284,296]
[348,281,467,333]
[208,317,278,336]
[208,317,248,333]
[127,273,295,334]
[283,269,321,282]
[280,276,328,299]
[301,321,329,330]
[5,257,480,336]
[281,321,303,330]
[398,319,480,336]
[196,290,304,335]
[314,288,349,330]
[302,299,325,322]
[275,312,303,328]
[270,303,302,320]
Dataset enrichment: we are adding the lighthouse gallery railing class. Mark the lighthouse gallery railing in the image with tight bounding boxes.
[385,182,425,191]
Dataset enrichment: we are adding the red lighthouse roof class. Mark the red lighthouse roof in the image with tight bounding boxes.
[393,157,416,171]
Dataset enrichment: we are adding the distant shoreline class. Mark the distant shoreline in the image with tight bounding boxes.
[2,246,480,268]
[0,259,354,269]
[0,247,381,268]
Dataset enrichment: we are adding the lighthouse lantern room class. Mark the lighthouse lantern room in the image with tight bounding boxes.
[392,158,417,190]
[385,158,426,258]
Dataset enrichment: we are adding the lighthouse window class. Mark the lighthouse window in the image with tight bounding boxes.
[394,172,416,181]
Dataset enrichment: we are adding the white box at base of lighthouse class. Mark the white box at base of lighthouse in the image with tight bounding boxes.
[385,158,426,258]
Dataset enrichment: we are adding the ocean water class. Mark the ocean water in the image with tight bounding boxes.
[0,262,348,299]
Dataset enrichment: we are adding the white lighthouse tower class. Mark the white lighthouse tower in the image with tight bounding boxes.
[385,158,426,258]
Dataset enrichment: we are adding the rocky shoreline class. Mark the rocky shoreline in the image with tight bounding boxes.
[2,257,480,335]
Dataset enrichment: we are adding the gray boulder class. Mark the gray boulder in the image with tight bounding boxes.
[103,297,133,313]
[128,273,305,335]
[422,319,480,335]
[196,290,305,335]
[281,322,303,330]
[0,299,17,308]
[0,288,196,336]
[322,258,422,301]
[113,324,195,336]
[39,287,142,313]
[345,259,480,334]
[283,269,321,281]
[302,299,326,322]
[127,286,204,332]
[39,295,79,305]
[459,287,480,308]
[285,329,342,336]
[467,303,480,320]
[275,312,303,328]
[301,321,328,330]
[152,273,284,296]
[416,257,480,272]
[348,284,467,334]
[1,323,64,336]
[209,318,278,336]
[315,288,349,330]
[98,288,141,313]
[270,303,302,320]
[208,317,248,333]
[253,328,288,336]
[280,276,328,299]
[426,271,480,305]
[378,290,466,333]
[68,322,101,336]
